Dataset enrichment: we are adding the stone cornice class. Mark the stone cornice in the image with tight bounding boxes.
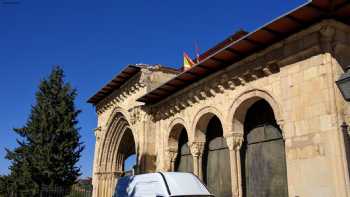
[95,65,178,115]
[96,72,146,115]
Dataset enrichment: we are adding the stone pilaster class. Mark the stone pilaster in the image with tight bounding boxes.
[95,171,123,197]
[92,127,102,197]
[225,133,244,197]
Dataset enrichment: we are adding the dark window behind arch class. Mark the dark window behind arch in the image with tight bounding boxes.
[174,128,193,172]
[202,116,232,197]
[241,99,288,197]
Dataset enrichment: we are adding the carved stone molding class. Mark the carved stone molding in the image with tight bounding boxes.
[113,171,124,178]
[94,127,102,141]
[166,147,178,171]
[151,62,280,121]
[95,171,123,180]
[96,73,146,115]
[189,141,206,157]
[225,133,244,151]
[166,148,178,162]
[129,106,142,125]
[147,22,342,121]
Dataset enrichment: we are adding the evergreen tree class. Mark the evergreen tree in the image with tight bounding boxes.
[3,66,84,196]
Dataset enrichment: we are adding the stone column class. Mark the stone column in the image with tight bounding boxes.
[94,173,101,197]
[107,173,113,197]
[189,141,205,180]
[104,174,110,197]
[101,173,107,197]
[166,147,178,171]
[225,133,244,197]
[98,172,104,197]
[110,171,123,196]
[92,127,101,197]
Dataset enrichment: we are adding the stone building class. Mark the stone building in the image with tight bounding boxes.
[88,0,350,196]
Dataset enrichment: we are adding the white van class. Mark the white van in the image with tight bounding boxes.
[113,172,214,197]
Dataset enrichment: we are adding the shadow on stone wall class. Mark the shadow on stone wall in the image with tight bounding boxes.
[139,153,157,173]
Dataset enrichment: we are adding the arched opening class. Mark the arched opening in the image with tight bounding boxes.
[168,123,193,173]
[97,112,136,197]
[240,99,288,197]
[118,128,136,174]
[174,128,193,172]
[201,115,232,197]
[124,155,136,175]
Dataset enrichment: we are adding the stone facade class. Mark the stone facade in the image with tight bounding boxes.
[90,20,350,197]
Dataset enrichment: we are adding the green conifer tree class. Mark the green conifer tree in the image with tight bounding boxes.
[4,66,84,196]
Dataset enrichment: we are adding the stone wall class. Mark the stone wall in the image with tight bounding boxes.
[91,66,177,197]
[91,20,350,197]
[147,20,350,197]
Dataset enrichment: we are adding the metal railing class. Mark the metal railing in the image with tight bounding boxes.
[0,185,92,197]
[40,185,92,197]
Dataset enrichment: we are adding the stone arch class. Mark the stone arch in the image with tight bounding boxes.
[193,111,232,196]
[98,112,130,171]
[227,89,283,136]
[99,107,139,171]
[111,126,134,172]
[167,117,189,149]
[105,107,130,130]
[240,99,288,196]
[192,106,225,142]
[95,110,137,197]
[225,89,287,197]
[116,128,136,171]
[167,119,192,172]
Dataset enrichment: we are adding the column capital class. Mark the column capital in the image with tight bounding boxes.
[225,133,244,151]
[95,171,121,179]
[112,171,124,178]
[94,126,102,141]
[166,147,178,162]
[189,141,206,157]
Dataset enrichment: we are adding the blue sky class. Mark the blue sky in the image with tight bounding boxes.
[0,0,306,178]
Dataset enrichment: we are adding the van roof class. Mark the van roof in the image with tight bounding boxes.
[162,172,211,196]
[116,172,212,196]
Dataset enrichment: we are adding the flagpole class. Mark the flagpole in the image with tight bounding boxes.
[194,41,200,64]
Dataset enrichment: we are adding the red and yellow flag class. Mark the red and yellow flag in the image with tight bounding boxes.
[183,52,195,71]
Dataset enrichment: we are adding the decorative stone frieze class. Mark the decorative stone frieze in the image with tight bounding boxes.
[151,63,279,121]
